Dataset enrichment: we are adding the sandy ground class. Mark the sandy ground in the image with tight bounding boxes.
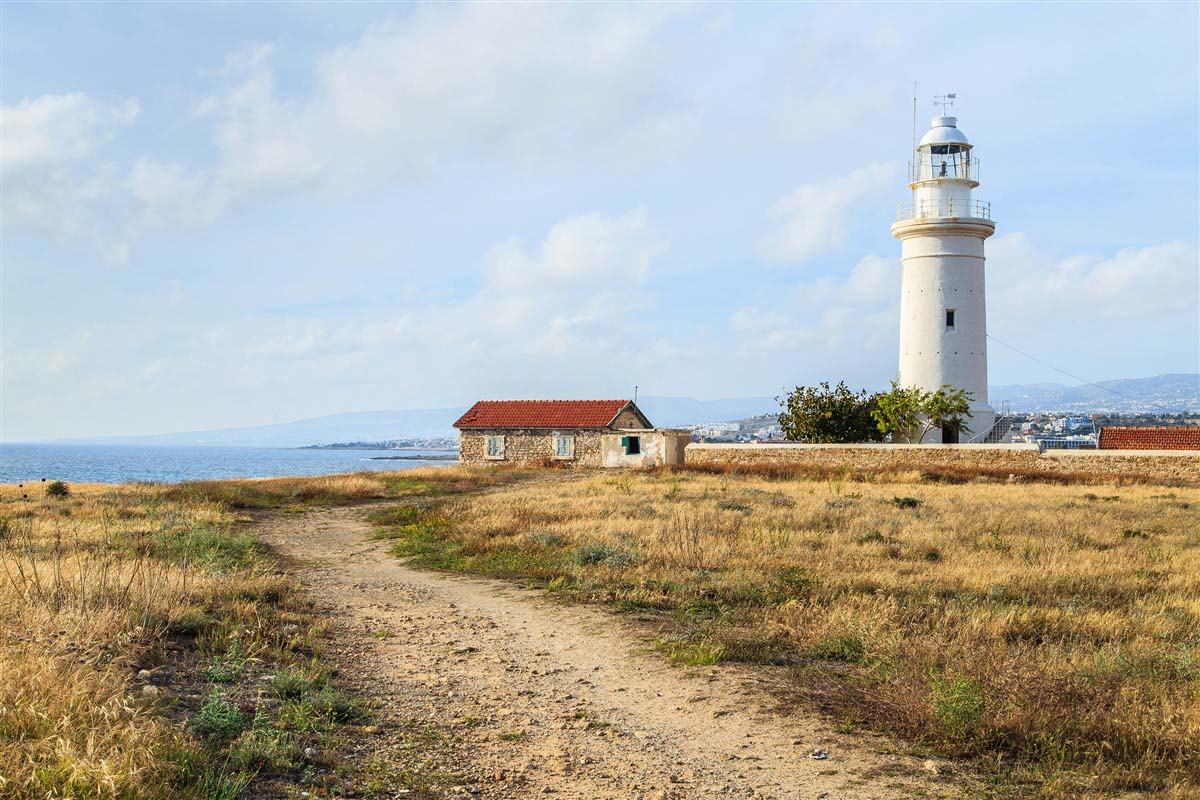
[256,504,968,800]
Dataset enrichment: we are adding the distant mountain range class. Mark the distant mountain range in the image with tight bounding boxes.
[989,373,1198,414]
[62,396,780,448]
[51,375,1197,447]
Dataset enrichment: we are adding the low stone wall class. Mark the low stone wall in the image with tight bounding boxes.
[684,443,1200,485]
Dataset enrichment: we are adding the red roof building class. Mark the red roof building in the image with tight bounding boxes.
[453,400,651,430]
[1097,425,1200,451]
[453,400,686,468]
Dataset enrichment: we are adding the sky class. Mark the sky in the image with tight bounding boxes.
[2,2,1198,441]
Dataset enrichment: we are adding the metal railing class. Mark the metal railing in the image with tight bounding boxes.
[965,413,1012,444]
[1035,436,1098,451]
[909,155,981,183]
[896,198,992,221]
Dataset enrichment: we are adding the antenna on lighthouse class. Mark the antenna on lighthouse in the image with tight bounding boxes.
[911,81,918,156]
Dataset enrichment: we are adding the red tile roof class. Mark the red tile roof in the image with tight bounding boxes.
[453,400,643,430]
[1098,425,1200,451]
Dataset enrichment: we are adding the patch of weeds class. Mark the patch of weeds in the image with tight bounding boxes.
[155,525,263,570]
[658,635,724,666]
[573,543,637,568]
[371,629,394,639]
[309,686,371,726]
[769,493,796,508]
[854,530,887,545]
[191,691,246,738]
[460,716,485,728]
[770,565,814,601]
[892,496,923,510]
[46,480,71,498]
[529,530,566,548]
[270,665,325,700]
[377,476,445,496]
[497,729,528,742]
[806,633,866,664]
[716,499,752,513]
[929,674,986,742]
[920,545,942,562]
[188,768,255,800]
[169,606,216,636]
[826,497,856,510]
[202,640,248,683]
[367,505,423,527]
[682,598,724,620]
[1121,528,1149,540]
[228,716,302,772]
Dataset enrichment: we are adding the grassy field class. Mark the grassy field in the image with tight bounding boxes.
[371,466,1200,799]
[0,470,523,799]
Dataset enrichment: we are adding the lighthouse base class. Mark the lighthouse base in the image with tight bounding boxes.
[910,405,996,444]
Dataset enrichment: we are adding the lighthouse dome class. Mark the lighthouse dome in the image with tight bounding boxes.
[919,116,970,148]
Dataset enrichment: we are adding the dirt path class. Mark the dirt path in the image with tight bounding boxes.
[256,505,966,800]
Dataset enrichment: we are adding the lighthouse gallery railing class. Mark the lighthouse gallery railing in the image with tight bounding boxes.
[895,198,992,221]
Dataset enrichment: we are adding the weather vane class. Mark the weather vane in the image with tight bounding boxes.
[934,92,957,115]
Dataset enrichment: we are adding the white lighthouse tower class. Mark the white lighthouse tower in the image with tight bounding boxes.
[891,100,996,443]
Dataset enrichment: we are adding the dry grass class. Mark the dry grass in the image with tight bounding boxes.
[0,467,533,799]
[162,467,525,510]
[374,467,1200,798]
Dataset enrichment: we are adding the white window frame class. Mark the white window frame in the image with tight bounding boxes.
[485,435,506,460]
[554,434,575,460]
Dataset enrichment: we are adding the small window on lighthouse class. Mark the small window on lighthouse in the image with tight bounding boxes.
[945,309,957,330]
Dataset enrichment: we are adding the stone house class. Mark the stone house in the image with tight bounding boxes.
[454,400,689,468]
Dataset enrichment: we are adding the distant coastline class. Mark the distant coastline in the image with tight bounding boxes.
[369,454,458,461]
[299,442,459,451]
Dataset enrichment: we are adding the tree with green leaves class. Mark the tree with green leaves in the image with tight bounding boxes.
[871,380,974,443]
[777,381,884,443]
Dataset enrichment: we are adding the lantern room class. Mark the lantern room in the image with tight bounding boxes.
[913,116,978,183]
[904,115,989,221]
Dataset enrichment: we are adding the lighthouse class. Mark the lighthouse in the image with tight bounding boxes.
[891,105,996,443]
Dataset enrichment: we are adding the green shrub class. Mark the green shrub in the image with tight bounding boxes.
[202,641,247,683]
[191,692,246,738]
[929,674,986,741]
[573,543,637,567]
[155,525,263,569]
[529,530,567,548]
[269,666,324,700]
[367,505,424,527]
[892,496,923,509]
[806,633,866,663]
[46,480,70,498]
[228,718,301,772]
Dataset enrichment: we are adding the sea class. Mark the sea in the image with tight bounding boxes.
[0,444,458,485]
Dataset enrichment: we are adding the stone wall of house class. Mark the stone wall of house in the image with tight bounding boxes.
[459,429,605,467]
[684,443,1200,485]
[612,409,651,429]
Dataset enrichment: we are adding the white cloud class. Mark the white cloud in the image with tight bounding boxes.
[760,163,895,264]
[989,234,1199,320]
[451,210,663,352]
[234,210,665,385]
[0,93,138,173]
[3,4,685,260]
[196,4,683,201]
[731,253,900,362]
[0,92,220,261]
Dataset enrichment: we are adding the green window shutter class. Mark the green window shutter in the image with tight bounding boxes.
[621,436,628,448]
